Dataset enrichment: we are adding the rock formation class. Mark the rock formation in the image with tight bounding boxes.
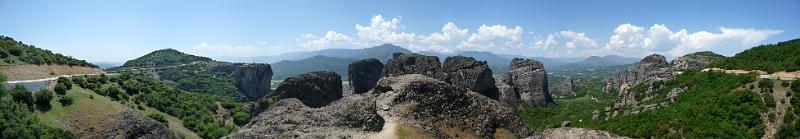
[603,54,673,94]
[371,74,533,138]
[533,127,631,139]
[348,58,384,94]
[210,63,273,100]
[495,75,518,107]
[440,56,499,99]
[224,96,383,138]
[670,51,726,70]
[381,53,441,78]
[272,71,342,108]
[500,58,553,106]
[550,77,575,96]
[84,106,177,139]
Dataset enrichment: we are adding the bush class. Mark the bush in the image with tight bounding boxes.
[148,113,167,124]
[59,96,74,106]
[57,77,72,90]
[782,81,791,87]
[11,85,34,108]
[54,83,67,95]
[34,89,54,108]
[764,94,776,108]
[233,112,251,125]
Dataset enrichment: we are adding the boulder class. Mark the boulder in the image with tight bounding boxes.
[89,106,177,139]
[550,77,575,96]
[210,63,273,100]
[440,56,499,99]
[381,53,441,78]
[348,58,384,94]
[534,127,631,139]
[225,95,383,138]
[371,74,533,138]
[272,71,342,108]
[504,58,553,106]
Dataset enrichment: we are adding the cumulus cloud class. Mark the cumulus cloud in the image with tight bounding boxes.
[458,24,524,51]
[355,15,416,46]
[187,42,268,57]
[558,31,598,49]
[419,22,469,53]
[298,30,354,50]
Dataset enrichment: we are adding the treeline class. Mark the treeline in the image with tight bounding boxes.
[121,48,211,68]
[157,64,246,99]
[709,38,800,73]
[68,72,250,138]
[0,74,77,138]
[586,71,765,138]
[0,36,97,67]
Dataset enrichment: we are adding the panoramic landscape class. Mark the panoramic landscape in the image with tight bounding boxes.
[1,0,800,139]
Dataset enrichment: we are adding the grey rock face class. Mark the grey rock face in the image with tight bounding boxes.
[348,58,384,94]
[670,51,725,70]
[503,58,553,106]
[441,56,499,99]
[534,127,631,139]
[495,75,518,106]
[88,106,177,139]
[225,96,383,138]
[273,71,342,108]
[372,74,533,138]
[603,54,673,94]
[381,53,441,78]
[210,63,273,100]
[550,77,575,96]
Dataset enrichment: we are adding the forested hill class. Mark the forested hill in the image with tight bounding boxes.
[121,48,212,68]
[0,36,97,68]
[709,38,800,73]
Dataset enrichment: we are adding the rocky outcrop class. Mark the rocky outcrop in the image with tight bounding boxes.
[381,53,442,78]
[86,106,177,139]
[550,77,575,96]
[440,56,499,99]
[210,63,273,100]
[272,71,342,108]
[670,51,726,70]
[225,95,383,138]
[496,75,518,107]
[371,74,533,138]
[348,58,384,94]
[501,58,553,106]
[603,54,673,94]
[533,127,630,139]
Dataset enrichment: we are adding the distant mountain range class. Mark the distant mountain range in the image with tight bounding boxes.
[551,55,640,71]
[271,55,356,80]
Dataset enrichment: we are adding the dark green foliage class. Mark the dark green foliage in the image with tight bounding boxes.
[759,79,774,93]
[11,85,34,108]
[781,81,790,87]
[57,77,73,90]
[148,113,167,124]
[59,96,74,106]
[0,74,77,138]
[764,94,776,108]
[156,64,244,99]
[792,79,800,93]
[233,112,251,125]
[34,89,53,108]
[0,36,97,67]
[54,83,67,95]
[584,71,765,138]
[121,48,211,67]
[709,38,800,73]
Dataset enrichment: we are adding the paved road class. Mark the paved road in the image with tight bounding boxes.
[3,73,112,91]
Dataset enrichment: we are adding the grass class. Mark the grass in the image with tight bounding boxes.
[397,124,435,139]
[519,95,612,131]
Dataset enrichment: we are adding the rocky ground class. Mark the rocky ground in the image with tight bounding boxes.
[0,64,103,81]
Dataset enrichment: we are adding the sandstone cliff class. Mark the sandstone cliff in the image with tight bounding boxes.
[210,63,273,100]
[500,58,553,106]
[272,71,343,108]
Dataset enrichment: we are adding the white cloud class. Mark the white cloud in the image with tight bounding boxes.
[532,34,557,49]
[298,30,354,50]
[558,31,598,49]
[667,27,782,56]
[187,42,268,57]
[355,15,416,46]
[458,24,524,51]
[419,22,469,53]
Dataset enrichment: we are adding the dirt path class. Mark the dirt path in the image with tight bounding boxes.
[759,80,792,139]
[0,64,103,81]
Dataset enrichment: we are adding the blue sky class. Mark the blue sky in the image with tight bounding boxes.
[0,0,798,62]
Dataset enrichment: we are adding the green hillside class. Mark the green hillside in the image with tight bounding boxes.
[271,55,354,79]
[122,48,212,67]
[0,74,77,138]
[0,36,97,68]
[709,38,800,73]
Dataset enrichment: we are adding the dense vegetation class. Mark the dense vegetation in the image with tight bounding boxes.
[156,63,245,99]
[709,38,800,73]
[0,36,97,67]
[777,79,800,138]
[584,71,765,138]
[121,48,211,67]
[69,72,250,138]
[0,74,77,138]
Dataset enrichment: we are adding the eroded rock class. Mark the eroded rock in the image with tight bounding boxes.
[348,58,384,94]
[272,71,342,108]
[504,58,553,106]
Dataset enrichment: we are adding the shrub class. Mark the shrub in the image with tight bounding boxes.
[54,83,67,95]
[233,112,251,125]
[148,113,167,124]
[57,77,72,90]
[782,81,791,87]
[34,89,54,108]
[11,85,34,107]
[59,96,74,106]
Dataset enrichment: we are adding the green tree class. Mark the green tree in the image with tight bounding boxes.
[34,89,54,108]
[54,83,67,95]
[59,96,74,106]
[11,85,34,108]
[57,77,72,90]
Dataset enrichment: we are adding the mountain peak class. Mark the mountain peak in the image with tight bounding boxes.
[122,48,212,67]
